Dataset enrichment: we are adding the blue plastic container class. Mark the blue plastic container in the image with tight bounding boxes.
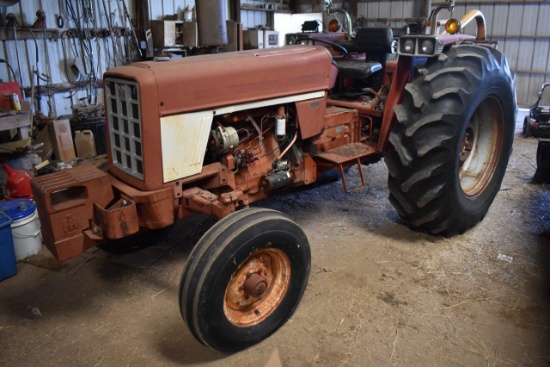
[0,211,16,281]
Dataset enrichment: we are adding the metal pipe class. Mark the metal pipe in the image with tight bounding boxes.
[277,132,298,161]
[458,9,486,41]
[428,0,455,35]
[11,23,23,87]
[438,9,486,41]
[196,0,228,46]
[328,7,353,40]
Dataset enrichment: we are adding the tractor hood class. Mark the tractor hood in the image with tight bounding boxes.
[104,45,336,116]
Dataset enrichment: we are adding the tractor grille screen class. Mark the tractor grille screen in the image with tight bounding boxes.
[105,78,144,180]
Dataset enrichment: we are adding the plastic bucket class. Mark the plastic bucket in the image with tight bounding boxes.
[0,199,43,260]
[0,212,16,281]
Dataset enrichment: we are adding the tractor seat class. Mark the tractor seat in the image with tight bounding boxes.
[334,28,393,87]
[336,61,382,79]
[338,27,394,54]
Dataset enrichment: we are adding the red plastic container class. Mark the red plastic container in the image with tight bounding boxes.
[3,163,33,200]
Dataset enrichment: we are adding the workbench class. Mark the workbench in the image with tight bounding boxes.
[0,112,32,139]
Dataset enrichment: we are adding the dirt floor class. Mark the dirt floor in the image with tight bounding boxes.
[1,110,550,367]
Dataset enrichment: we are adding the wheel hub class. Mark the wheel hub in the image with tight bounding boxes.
[223,247,291,327]
[244,272,268,298]
[460,124,475,163]
[458,96,504,197]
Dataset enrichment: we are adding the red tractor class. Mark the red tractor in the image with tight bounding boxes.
[31,0,516,353]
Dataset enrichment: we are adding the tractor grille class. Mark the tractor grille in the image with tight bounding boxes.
[105,78,144,180]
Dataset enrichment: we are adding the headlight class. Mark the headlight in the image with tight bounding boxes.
[398,36,439,56]
[328,19,341,32]
[445,18,461,34]
[420,39,435,55]
[401,39,415,54]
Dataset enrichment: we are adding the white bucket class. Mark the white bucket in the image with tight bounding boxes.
[11,207,42,260]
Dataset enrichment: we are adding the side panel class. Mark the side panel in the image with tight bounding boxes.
[161,111,213,182]
[296,97,327,139]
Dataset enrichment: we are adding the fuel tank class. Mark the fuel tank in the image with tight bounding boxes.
[195,0,228,46]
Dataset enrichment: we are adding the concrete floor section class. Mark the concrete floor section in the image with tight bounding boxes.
[1,111,549,366]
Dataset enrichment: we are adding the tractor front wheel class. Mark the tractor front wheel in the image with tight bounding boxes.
[384,45,516,236]
[179,208,311,353]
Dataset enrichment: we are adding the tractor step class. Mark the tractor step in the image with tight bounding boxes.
[313,143,375,193]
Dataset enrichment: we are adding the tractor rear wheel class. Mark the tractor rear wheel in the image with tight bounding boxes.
[384,45,515,236]
[179,208,310,353]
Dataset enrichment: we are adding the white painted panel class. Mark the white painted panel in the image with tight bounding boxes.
[377,1,391,20]
[215,91,325,116]
[517,39,535,73]
[491,4,509,36]
[507,4,524,37]
[521,4,538,37]
[367,2,379,20]
[274,13,323,46]
[479,4,494,35]
[240,10,267,29]
[516,75,531,107]
[537,2,550,36]
[161,110,212,182]
[402,2,413,19]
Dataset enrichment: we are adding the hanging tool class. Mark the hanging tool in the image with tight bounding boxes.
[6,14,23,88]
[55,0,64,28]
[56,14,63,28]
[101,0,120,66]
[120,0,142,59]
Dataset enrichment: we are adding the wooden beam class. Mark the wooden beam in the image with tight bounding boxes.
[0,112,31,132]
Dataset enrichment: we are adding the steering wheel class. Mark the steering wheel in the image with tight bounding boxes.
[296,37,349,60]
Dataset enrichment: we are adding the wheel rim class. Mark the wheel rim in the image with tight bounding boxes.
[459,96,504,197]
[223,247,291,327]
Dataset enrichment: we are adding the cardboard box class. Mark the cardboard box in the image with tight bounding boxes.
[49,118,76,163]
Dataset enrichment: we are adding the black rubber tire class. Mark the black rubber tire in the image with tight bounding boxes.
[524,115,532,137]
[384,45,516,236]
[179,208,311,353]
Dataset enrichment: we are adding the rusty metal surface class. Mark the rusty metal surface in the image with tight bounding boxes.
[31,163,179,261]
[108,175,174,229]
[308,107,358,154]
[31,164,115,261]
[104,46,334,117]
[315,143,375,165]
[296,96,328,139]
[243,273,268,298]
[93,196,139,240]
[377,56,412,153]
[223,248,291,327]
